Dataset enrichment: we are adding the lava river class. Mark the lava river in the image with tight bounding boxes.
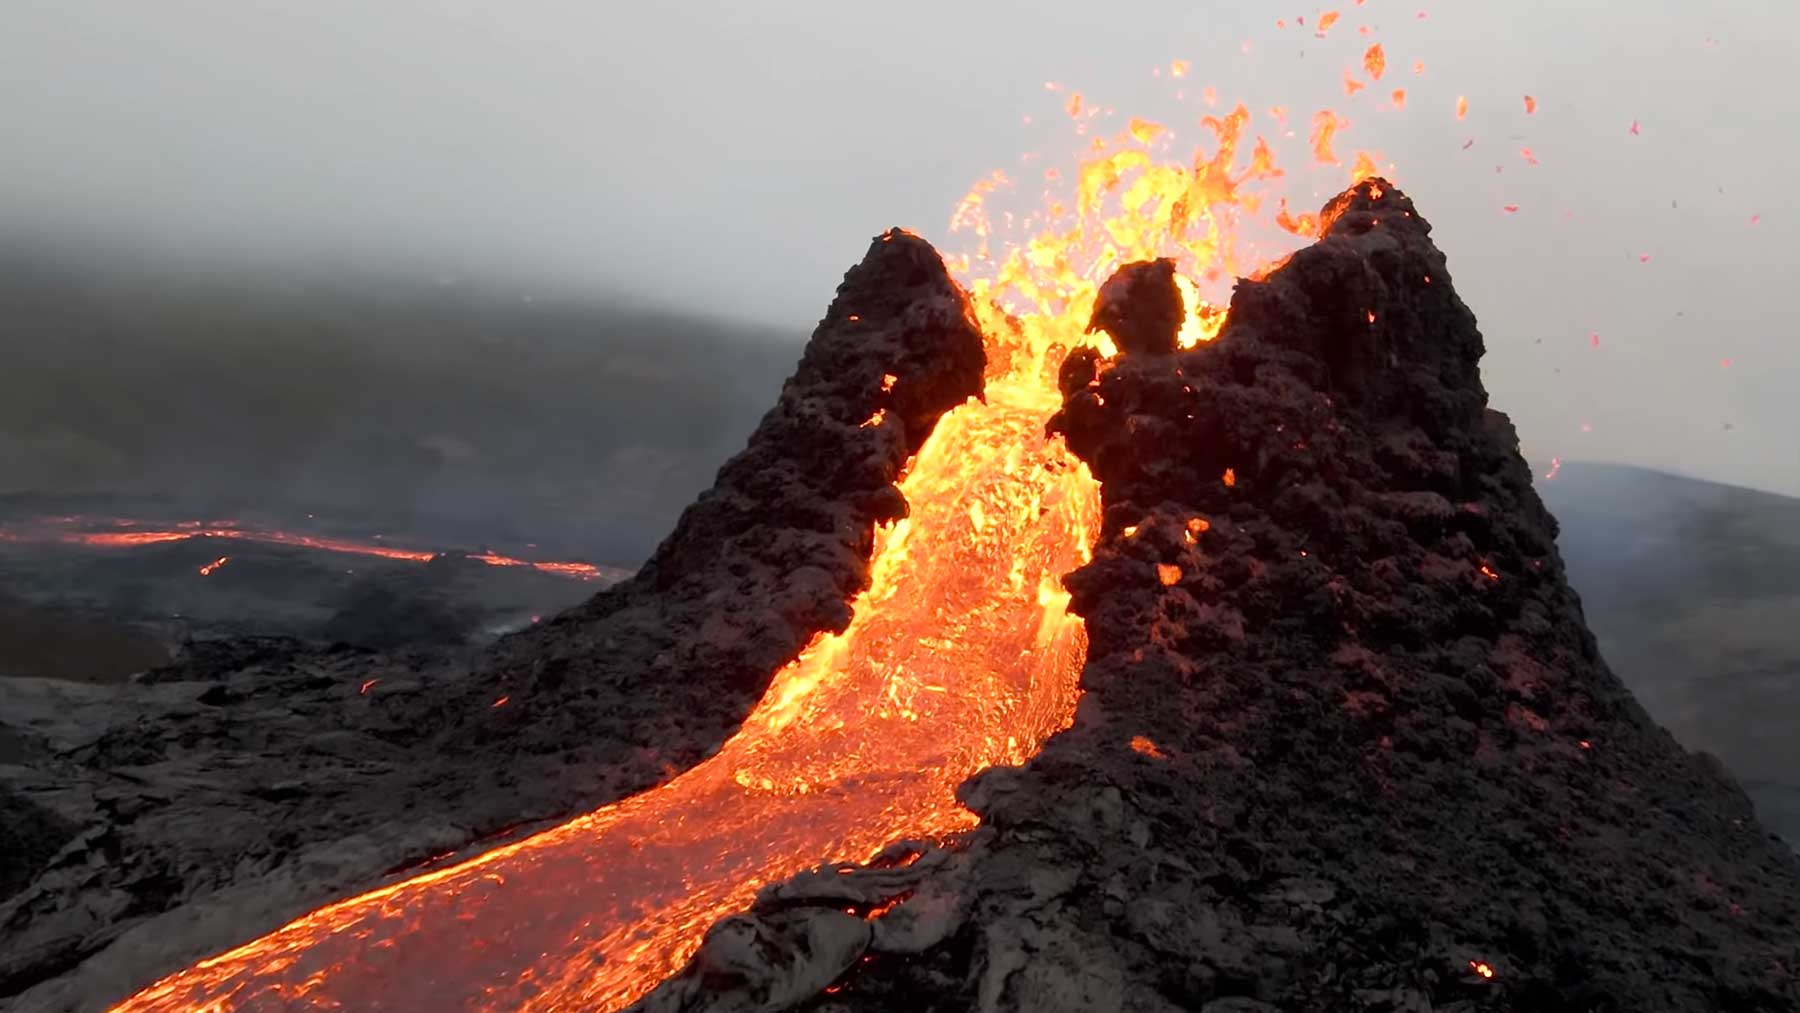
[113,374,1102,1011]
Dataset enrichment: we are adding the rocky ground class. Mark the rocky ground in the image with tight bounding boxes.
[0,229,983,1011]
[637,183,1800,1012]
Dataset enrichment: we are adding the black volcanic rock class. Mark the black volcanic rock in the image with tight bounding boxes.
[645,182,1800,1012]
[1087,257,1184,357]
[0,229,985,1009]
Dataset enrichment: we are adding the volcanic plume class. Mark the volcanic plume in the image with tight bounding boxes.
[631,181,1800,1012]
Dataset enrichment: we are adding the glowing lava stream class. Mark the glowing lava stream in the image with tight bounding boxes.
[114,376,1102,1011]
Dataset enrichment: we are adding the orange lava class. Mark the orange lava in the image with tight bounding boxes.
[115,379,1102,1011]
[114,18,1426,1011]
[0,517,620,582]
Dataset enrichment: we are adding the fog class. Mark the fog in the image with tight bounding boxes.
[2,0,1796,498]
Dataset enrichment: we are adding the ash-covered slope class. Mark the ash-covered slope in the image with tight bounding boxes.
[1,231,984,1009]
[651,183,1800,1012]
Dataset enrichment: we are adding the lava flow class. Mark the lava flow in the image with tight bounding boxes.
[0,516,623,582]
[114,368,1101,1013]
[115,43,1405,1013]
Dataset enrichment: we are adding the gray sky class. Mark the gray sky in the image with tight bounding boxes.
[2,1,1796,496]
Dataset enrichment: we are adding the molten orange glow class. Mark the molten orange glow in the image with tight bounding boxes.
[116,378,1100,1011]
[0,517,620,583]
[1313,109,1345,164]
[1524,94,1538,114]
[1316,11,1342,35]
[1471,960,1497,979]
[1457,95,1469,120]
[1363,43,1387,80]
[1129,735,1168,759]
[197,556,230,576]
[117,27,1425,1012]
[1223,467,1238,487]
[1157,563,1183,586]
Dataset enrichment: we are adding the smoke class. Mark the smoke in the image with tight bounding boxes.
[1544,462,1800,843]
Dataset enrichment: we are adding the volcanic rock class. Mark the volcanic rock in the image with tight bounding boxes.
[644,182,1800,1012]
[0,229,985,1009]
[1087,257,1184,356]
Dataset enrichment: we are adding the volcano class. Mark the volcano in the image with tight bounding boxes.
[6,181,1799,1013]
[628,182,1800,1011]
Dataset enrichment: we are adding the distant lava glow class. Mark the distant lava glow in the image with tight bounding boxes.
[0,516,622,582]
[114,22,1423,1013]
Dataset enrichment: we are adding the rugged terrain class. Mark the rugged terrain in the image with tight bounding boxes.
[638,182,1800,1012]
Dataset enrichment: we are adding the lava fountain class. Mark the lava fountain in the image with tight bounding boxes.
[113,70,1393,1013]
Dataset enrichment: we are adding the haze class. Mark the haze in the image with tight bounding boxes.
[2,0,1795,497]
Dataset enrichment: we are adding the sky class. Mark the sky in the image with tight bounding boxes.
[1,0,1796,496]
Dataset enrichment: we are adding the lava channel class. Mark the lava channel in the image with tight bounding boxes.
[112,378,1100,1011]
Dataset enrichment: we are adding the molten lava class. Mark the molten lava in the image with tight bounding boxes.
[115,375,1101,1012]
[116,18,1424,1011]
[0,516,620,582]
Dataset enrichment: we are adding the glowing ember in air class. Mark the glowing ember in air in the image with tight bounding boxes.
[197,555,230,576]
[1316,10,1341,35]
[1471,960,1497,979]
[1456,95,1469,120]
[1157,563,1183,586]
[1363,43,1386,80]
[1544,457,1562,481]
[1313,109,1346,163]
[1524,94,1538,114]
